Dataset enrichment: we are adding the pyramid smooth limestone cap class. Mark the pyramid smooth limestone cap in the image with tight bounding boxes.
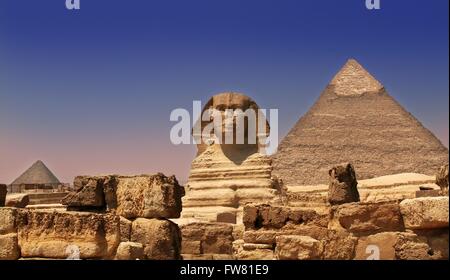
[330,59,383,96]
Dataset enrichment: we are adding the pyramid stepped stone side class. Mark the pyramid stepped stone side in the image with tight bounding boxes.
[273,59,449,186]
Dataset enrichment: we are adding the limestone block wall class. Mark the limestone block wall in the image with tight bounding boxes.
[0,173,184,260]
[179,222,237,260]
[236,196,448,260]
[2,174,447,260]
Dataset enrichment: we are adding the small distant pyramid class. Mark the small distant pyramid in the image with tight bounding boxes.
[272,59,449,185]
[11,160,61,185]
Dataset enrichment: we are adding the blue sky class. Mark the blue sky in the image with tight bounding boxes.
[0,0,448,183]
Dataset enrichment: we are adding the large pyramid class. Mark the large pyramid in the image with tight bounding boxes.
[11,160,60,186]
[272,59,449,186]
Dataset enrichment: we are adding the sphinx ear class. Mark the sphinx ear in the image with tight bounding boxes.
[250,101,271,136]
[329,168,334,177]
[192,96,214,137]
[203,97,214,111]
[346,163,354,173]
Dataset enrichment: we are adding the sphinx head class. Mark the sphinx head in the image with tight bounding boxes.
[193,92,270,155]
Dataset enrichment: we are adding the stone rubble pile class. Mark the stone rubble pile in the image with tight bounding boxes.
[0,173,184,260]
[230,196,448,260]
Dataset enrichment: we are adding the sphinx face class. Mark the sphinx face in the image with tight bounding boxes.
[193,92,270,156]
[210,94,253,143]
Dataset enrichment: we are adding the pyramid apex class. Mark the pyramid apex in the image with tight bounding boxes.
[330,59,383,96]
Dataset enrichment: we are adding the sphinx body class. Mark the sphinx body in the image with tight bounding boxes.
[181,92,281,223]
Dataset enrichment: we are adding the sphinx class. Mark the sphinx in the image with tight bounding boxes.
[181,92,283,223]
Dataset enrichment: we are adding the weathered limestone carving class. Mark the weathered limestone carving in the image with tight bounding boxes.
[62,173,184,219]
[181,92,281,223]
[328,163,360,205]
[0,184,6,207]
[5,193,30,208]
[436,164,449,195]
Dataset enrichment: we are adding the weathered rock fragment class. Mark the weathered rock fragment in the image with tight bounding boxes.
[115,174,184,219]
[62,176,106,208]
[436,164,449,195]
[17,210,120,259]
[63,173,184,219]
[321,231,357,260]
[0,207,18,234]
[0,233,20,260]
[130,218,181,260]
[331,201,404,235]
[115,242,144,260]
[328,163,360,205]
[180,222,234,255]
[119,216,132,242]
[399,197,449,229]
[5,193,29,208]
[275,235,322,260]
[0,184,6,206]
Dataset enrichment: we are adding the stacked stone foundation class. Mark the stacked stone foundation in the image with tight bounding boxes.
[177,196,448,260]
[0,173,184,260]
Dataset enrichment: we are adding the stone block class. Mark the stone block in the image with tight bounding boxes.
[0,233,20,260]
[115,242,144,260]
[332,201,404,235]
[275,235,323,260]
[131,218,181,260]
[400,197,449,229]
[17,210,120,259]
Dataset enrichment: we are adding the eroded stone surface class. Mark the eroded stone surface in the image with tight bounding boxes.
[0,184,6,206]
[182,92,280,222]
[62,176,107,208]
[275,235,322,260]
[5,193,30,208]
[115,242,144,260]
[180,222,234,255]
[119,216,132,242]
[0,233,20,260]
[331,201,404,235]
[400,197,449,229]
[436,164,449,194]
[328,163,360,205]
[322,231,357,260]
[243,204,328,230]
[131,218,181,260]
[394,232,434,260]
[63,173,184,219]
[355,232,400,260]
[0,207,18,234]
[116,174,184,219]
[17,210,120,259]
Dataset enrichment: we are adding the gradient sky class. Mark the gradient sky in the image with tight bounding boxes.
[0,0,448,184]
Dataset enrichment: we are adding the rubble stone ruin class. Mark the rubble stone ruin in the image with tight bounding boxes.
[0,173,184,260]
[328,163,360,205]
[436,164,449,195]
